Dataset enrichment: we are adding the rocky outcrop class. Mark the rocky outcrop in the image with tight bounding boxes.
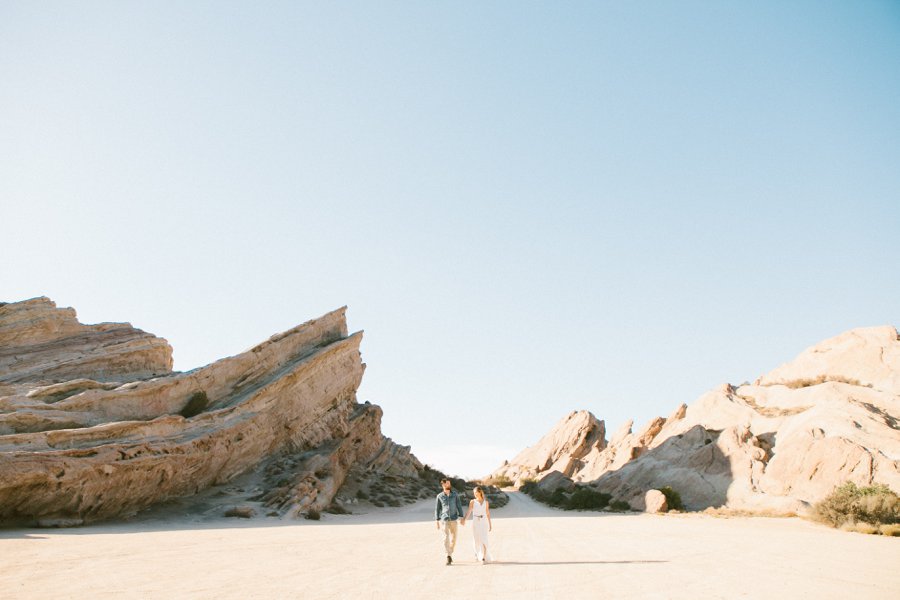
[0,298,424,526]
[491,410,605,485]
[536,470,575,493]
[0,297,172,386]
[491,326,900,514]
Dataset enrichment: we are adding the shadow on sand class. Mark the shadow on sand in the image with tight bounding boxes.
[466,560,668,566]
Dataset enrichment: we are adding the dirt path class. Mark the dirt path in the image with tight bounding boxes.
[2,492,898,599]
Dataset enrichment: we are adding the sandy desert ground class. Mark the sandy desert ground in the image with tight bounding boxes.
[2,492,898,599]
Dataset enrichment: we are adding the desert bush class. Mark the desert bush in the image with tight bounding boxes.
[521,481,611,511]
[780,375,867,389]
[657,486,684,511]
[548,488,567,506]
[324,503,350,515]
[520,480,538,495]
[609,500,631,512]
[489,476,514,488]
[841,521,879,535]
[305,509,321,520]
[566,487,611,510]
[815,482,900,529]
[879,523,900,537]
[356,489,369,500]
[520,481,556,506]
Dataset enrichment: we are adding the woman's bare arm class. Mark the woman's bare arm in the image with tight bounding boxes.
[462,499,474,523]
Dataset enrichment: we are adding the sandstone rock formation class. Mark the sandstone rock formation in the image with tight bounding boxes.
[535,470,575,493]
[0,297,172,386]
[0,298,424,526]
[492,410,605,485]
[491,326,900,514]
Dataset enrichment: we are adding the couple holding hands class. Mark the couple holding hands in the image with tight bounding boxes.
[434,478,493,566]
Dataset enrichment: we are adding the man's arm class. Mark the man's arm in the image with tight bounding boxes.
[435,495,441,521]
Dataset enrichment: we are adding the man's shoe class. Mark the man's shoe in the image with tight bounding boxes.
[446,555,452,565]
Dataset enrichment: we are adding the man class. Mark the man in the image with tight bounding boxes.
[435,477,465,565]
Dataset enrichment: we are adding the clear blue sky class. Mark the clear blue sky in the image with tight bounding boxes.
[3,2,899,478]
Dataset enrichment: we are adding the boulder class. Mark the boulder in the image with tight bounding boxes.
[536,470,575,493]
[644,489,668,513]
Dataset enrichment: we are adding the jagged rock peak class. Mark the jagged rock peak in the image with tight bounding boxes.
[490,410,606,484]
[0,296,172,385]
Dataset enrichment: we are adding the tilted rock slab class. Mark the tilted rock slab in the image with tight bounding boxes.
[491,326,900,514]
[0,298,419,525]
[0,297,172,385]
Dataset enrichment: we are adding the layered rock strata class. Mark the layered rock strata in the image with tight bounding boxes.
[0,298,421,526]
[491,326,900,514]
[0,297,172,385]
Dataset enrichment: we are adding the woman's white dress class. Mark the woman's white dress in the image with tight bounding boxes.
[471,499,492,562]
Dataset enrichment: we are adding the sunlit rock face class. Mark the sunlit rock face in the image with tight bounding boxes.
[491,326,900,514]
[0,298,423,526]
[0,297,173,385]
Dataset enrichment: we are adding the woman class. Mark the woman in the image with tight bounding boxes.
[462,486,492,563]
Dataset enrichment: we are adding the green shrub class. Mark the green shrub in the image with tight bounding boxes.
[356,489,369,500]
[610,500,631,512]
[566,488,611,510]
[657,486,684,511]
[520,480,538,495]
[815,482,900,529]
[521,481,611,511]
[549,488,567,506]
